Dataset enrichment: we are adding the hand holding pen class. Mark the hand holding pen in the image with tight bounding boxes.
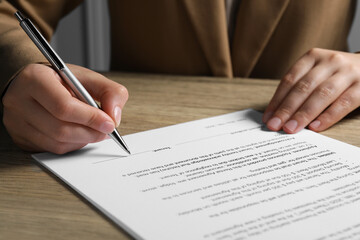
[1,11,130,154]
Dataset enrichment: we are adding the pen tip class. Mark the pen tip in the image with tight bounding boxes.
[109,130,131,155]
[125,148,131,155]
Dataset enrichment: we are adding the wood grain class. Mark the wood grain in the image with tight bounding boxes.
[1,73,359,240]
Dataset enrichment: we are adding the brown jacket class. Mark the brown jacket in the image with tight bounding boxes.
[0,0,356,98]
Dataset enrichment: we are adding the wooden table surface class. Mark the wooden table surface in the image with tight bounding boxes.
[1,73,359,240]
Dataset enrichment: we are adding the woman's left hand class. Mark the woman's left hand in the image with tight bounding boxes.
[263,48,360,133]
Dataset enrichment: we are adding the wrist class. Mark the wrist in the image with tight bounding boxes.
[0,62,50,115]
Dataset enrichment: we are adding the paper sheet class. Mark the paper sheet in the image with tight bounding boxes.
[33,109,360,240]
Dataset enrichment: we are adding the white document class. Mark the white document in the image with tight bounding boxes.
[33,109,360,240]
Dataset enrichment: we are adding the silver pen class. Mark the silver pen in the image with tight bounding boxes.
[15,11,131,154]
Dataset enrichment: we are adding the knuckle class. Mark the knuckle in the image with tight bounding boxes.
[276,105,293,118]
[295,109,312,123]
[329,53,345,65]
[307,48,321,58]
[317,85,335,100]
[282,74,296,87]
[294,79,312,94]
[21,64,55,86]
[337,95,353,109]
[20,64,36,79]
[20,64,44,83]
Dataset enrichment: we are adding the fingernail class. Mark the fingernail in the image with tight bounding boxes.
[267,117,282,130]
[284,120,298,132]
[309,120,321,129]
[100,121,114,133]
[114,106,122,127]
[263,111,273,122]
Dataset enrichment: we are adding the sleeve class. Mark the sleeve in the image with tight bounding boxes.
[0,0,83,107]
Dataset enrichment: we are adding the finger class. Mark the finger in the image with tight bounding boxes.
[263,49,319,122]
[54,72,78,98]
[27,66,115,134]
[267,62,336,131]
[308,82,360,132]
[20,98,108,144]
[4,112,87,154]
[69,65,129,126]
[282,72,354,133]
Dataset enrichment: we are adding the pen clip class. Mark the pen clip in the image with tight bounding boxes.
[15,11,64,70]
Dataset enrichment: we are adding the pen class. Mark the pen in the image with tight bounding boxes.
[14,11,131,155]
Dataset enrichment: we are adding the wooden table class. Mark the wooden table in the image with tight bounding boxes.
[1,73,359,240]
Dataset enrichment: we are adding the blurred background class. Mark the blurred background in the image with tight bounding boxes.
[51,0,360,72]
[50,0,110,72]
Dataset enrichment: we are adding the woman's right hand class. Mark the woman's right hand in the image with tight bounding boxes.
[2,63,129,154]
